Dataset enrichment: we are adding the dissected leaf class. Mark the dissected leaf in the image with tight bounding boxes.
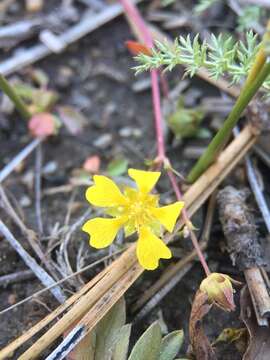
[112,324,131,360]
[159,330,184,360]
[94,297,126,360]
[28,112,59,137]
[240,286,270,360]
[128,322,162,360]
[57,105,87,135]
[189,290,216,360]
[107,158,128,176]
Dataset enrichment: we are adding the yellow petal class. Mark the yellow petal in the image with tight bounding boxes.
[150,201,184,233]
[82,217,126,248]
[86,175,127,207]
[128,168,161,194]
[136,227,172,270]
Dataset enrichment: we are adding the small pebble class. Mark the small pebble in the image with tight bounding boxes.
[25,0,43,12]
[132,78,151,92]
[93,134,112,149]
[20,195,32,208]
[8,294,17,305]
[42,161,58,175]
[56,66,73,89]
[119,127,142,138]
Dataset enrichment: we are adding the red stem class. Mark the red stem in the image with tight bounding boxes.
[119,0,210,276]
[167,170,211,276]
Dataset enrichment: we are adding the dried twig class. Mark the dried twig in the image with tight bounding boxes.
[0,138,42,183]
[0,0,141,76]
[35,144,44,235]
[0,186,59,279]
[0,270,34,287]
[0,220,66,303]
[245,156,270,233]
[18,245,140,360]
[0,272,107,359]
[217,186,270,326]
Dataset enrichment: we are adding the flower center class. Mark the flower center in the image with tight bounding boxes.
[123,187,159,230]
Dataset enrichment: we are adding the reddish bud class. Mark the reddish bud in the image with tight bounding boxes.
[83,155,101,173]
[28,112,58,138]
[125,41,152,56]
[200,273,241,312]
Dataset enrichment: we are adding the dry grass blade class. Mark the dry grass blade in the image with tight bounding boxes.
[17,245,138,360]
[6,124,257,359]
[46,262,143,360]
[0,261,113,360]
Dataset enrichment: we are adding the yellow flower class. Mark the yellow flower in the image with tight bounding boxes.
[82,168,184,270]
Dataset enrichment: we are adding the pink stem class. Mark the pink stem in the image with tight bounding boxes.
[120,0,165,159]
[159,71,169,98]
[167,169,211,276]
[119,0,210,276]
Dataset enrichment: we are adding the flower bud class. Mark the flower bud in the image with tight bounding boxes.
[199,273,241,311]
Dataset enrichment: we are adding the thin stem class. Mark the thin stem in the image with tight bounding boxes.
[119,0,165,160]
[0,74,31,120]
[167,169,211,276]
[188,60,270,183]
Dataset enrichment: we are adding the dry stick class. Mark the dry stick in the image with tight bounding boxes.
[0,186,58,279]
[0,0,141,76]
[18,245,139,360]
[15,125,256,360]
[253,144,270,168]
[133,263,194,323]
[132,192,217,315]
[0,220,66,303]
[0,270,34,287]
[0,248,124,316]
[35,143,44,235]
[120,0,210,276]
[234,126,270,232]
[0,138,42,183]
[245,156,270,233]
[45,262,143,360]
[217,186,270,326]
[0,250,124,360]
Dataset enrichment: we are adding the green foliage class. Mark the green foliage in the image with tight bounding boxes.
[160,0,176,7]
[237,6,262,31]
[107,157,129,176]
[134,31,268,90]
[159,330,184,360]
[166,99,208,140]
[128,322,162,360]
[195,0,263,32]
[74,298,184,360]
